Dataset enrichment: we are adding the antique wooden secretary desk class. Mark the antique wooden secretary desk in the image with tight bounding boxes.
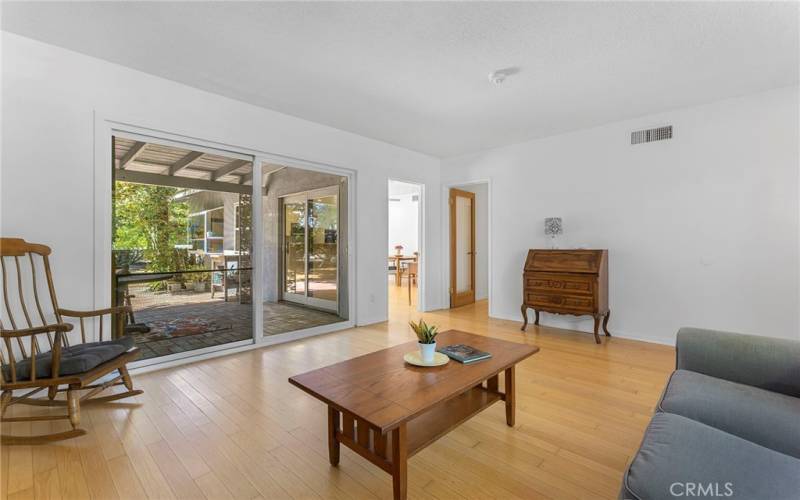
[520,249,611,344]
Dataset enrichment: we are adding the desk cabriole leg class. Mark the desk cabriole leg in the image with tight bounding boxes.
[520,304,528,331]
[593,315,601,344]
[603,310,611,336]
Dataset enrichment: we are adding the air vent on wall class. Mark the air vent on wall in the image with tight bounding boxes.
[631,125,672,145]
[412,195,419,202]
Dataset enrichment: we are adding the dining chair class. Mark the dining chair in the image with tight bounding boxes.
[405,262,418,305]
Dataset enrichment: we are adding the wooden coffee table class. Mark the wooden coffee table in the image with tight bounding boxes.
[288,330,539,499]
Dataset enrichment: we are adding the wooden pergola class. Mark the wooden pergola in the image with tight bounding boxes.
[113,137,261,195]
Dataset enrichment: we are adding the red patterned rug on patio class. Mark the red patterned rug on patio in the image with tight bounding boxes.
[134,317,233,343]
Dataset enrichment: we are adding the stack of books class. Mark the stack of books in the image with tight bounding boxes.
[438,344,492,364]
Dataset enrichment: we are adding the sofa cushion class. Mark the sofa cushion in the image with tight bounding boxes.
[2,336,135,381]
[676,327,800,397]
[622,413,800,500]
[659,369,800,459]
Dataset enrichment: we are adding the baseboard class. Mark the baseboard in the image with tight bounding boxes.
[489,310,676,347]
[356,315,388,327]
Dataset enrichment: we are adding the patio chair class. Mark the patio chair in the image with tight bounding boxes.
[0,238,143,445]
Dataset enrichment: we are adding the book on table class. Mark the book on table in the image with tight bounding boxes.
[438,344,492,364]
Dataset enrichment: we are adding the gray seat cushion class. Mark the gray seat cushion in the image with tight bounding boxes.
[659,369,800,459]
[2,336,135,381]
[622,413,800,500]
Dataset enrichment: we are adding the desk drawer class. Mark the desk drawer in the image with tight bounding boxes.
[525,273,594,296]
[526,292,594,312]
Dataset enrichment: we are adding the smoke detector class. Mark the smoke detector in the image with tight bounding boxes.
[488,67,520,85]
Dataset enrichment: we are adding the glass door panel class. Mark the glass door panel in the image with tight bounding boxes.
[283,196,307,303]
[307,191,338,309]
[111,134,255,365]
[449,188,475,308]
[455,195,472,293]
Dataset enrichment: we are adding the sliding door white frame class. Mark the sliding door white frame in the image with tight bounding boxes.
[93,114,356,373]
[281,191,309,306]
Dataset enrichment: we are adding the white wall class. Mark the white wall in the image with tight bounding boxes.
[0,33,445,328]
[442,86,800,343]
[4,33,798,346]
[451,183,489,301]
[388,193,420,255]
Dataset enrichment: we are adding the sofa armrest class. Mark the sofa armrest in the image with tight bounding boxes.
[676,327,800,397]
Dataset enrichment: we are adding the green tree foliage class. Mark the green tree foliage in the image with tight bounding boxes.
[113,182,189,272]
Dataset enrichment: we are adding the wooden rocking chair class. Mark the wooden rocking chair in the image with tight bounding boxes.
[0,238,143,445]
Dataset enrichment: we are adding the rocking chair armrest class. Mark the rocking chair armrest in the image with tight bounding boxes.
[0,323,73,338]
[58,306,132,318]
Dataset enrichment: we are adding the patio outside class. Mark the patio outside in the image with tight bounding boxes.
[112,137,346,361]
[123,282,342,360]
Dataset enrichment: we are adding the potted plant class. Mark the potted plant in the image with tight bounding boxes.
[409,319,439,363]
[186,263,210,292]
[394,244,404,256]
[197,268,211,291]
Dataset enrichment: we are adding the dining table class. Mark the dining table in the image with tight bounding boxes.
[388,255,417,286]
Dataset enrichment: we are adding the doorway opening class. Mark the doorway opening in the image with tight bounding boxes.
[448,182,489,312]
[388,180,422,315]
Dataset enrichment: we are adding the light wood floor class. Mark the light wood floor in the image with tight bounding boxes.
[2,285,675,499]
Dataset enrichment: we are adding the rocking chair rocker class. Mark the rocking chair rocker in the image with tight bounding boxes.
[1,238,143,445]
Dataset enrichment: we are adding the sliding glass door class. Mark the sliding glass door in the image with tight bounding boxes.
[282,186,338,311]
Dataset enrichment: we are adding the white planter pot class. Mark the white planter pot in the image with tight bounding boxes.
[168,283,182,293]
[419,341,437,363]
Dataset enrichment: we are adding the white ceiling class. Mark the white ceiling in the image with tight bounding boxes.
[3,2,798,158]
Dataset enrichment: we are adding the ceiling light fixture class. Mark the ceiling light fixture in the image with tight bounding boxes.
[488,67,520,85]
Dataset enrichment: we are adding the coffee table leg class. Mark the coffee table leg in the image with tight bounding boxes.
[486,374,499,393]
[505,367,516,427]
[328,406,340,466]
[391,423,408,500]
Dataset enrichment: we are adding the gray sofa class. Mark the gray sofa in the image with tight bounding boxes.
[621,327,800,500]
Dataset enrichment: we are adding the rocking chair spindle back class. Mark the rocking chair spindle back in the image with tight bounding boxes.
[0,237,143,445]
